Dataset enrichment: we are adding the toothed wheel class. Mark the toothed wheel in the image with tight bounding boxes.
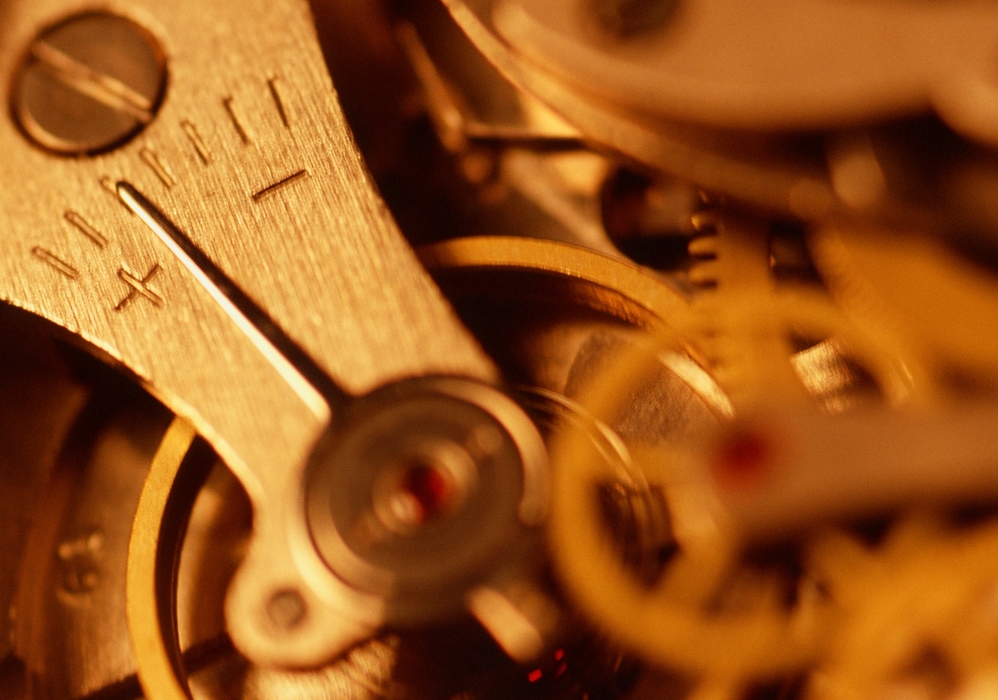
[548,211,918,696]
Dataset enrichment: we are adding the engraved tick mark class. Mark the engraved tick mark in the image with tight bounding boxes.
[139,148,176,188]
[268,76,289,128]
[32,246,78,279]
[115,263,163,311]
[222,96,250,144]
[64,211,107,248]
[180,119,212,164]
[252,169,308,202]
[100,176,118,197]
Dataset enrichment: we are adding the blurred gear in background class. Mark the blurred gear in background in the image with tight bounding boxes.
[5,1,998,699]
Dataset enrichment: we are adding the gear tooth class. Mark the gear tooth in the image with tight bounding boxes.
[689,279,719,290]
[688,235,719,258]
[688,205,726,288]
[690,212,719,233]
[688,260,721,286]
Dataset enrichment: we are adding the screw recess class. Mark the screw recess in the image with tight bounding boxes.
[12,11,167,155]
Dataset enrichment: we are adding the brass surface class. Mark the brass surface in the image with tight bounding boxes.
[0,310,90,679]
[418,235,691,327]
[125,232,706,699]
[0,0,502,672]
[8,0,998,698]
[439,0,842,219]
[0,0,495,484]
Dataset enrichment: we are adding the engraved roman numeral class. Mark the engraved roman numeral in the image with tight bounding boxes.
[115,263,163,311]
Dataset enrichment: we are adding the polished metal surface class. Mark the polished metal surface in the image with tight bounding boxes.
[305,378,548,625]
[0,0,499,673]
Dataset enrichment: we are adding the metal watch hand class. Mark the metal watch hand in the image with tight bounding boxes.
[0,0,544,673]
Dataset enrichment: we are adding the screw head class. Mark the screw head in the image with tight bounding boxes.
[305,378,549,624]
[12,11,167,155]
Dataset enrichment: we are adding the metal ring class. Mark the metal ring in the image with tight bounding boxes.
[127,418,213,700]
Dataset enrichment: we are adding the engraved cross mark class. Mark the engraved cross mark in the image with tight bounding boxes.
[115,262,163,311]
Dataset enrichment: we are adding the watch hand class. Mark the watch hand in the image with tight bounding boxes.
[116,181,342,402]
[1,0,514,674]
